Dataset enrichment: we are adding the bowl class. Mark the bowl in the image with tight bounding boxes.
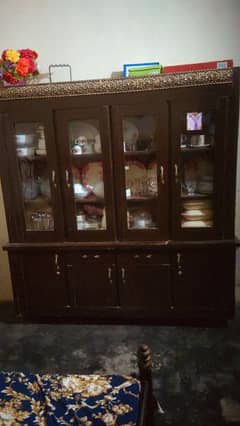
[73,183,90,198]
[132,210,153,228]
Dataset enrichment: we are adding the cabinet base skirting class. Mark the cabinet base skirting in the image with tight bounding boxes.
[21,309,233,326]
[7,243,236,324]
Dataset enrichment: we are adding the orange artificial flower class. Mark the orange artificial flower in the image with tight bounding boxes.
[15,57,30,77]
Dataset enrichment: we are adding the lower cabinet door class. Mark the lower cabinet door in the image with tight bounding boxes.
[118,253,171,312]
[172,248,235,316]
[22,252,69,315]
[66,253,118,308]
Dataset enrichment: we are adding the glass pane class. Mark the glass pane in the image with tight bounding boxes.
[122,115,159,231]
[180,111,215,229]
[69,119,102,155]
[72,161,106,230]
[122,116,157,152]
[15,123,54,232]
[68,119,106,231]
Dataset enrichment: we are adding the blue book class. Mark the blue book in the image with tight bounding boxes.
[123,62,160,77]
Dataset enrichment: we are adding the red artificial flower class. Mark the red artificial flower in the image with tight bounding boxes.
[27,58,36,73]
[19,49,38,60]
[16,58,30,77]
[3,71,18,84]
[1,50,7,61]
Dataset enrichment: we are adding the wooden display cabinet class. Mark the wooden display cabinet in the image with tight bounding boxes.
[0,68,239,322]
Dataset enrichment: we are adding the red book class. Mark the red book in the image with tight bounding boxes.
[163,59,233,74]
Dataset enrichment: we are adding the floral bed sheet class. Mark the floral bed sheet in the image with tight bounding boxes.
[0,372,140,425]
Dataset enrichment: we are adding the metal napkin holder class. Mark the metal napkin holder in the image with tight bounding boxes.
[48,64,72,83]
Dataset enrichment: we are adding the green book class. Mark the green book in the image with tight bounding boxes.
[128,65,162,77]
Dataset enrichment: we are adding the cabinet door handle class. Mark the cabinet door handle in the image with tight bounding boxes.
[121,267,126,284]
[65,170,71,188]
[177,252,183,276]
[108,267,112,284]
[51,170,57,188]
[160,165,165,184]
[174,163,179,183]
[177,253,181,266]
[54,253,61,275]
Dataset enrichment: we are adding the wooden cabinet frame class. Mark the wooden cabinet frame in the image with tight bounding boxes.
[0,68,239,322]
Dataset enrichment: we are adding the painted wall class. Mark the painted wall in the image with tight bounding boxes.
[0,0,239,300]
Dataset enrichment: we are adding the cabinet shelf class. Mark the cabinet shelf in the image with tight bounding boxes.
[71,153,102,163]
[181,194,213,199]
[74,196,105,204]
[180,144,214,155]
[126,196,158,202]
[18,155,47,161]
[124,150,156,158]
[180,145,213,153]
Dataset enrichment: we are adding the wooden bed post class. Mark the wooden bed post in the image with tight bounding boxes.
[137,344,155,426]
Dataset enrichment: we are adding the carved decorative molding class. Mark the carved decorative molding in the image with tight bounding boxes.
[0,69,233,101]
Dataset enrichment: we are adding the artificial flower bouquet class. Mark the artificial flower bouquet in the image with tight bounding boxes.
[0,48,39,85]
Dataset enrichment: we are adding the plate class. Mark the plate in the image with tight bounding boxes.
[182,200,212,210]
[123,120,139,144]
[181,209,213,221]
[81,162,104,196]
[147,161,158,195]
[125,160,147,183]
[69,121,101,153]
[181,220,213,228]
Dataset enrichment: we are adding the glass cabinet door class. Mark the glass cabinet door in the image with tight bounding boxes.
[112,104,169,240]
[16,122,55,232]
[69,119,106,232]
[172,98,227,239]
[9,111,64,242]
[55,108,115,241]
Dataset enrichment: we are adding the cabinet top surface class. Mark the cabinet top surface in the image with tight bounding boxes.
[0,68,235,101]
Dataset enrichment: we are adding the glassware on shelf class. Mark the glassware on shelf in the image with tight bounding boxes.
[197,176,213,194]
[76,204,106,230]
[127,208,157,230]
[30,211,54,231]
[22,178,40,201]
[184,180,197,196]
[69,120,102,155]
[122,115,157,153]
[76,212,86,230]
